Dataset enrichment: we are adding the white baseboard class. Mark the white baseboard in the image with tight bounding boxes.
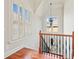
[5,45,38,58]
[5,46,24,58]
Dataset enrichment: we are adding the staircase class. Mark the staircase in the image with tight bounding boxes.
[41,36,64,59]
[39,31,74,59]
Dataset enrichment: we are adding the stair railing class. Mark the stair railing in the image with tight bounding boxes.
[39,31,74,59]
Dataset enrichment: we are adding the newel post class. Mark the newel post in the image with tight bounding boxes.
[72,32,74,59]
[39,30,42,54]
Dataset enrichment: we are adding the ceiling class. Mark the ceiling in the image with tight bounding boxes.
[22,0,65,13]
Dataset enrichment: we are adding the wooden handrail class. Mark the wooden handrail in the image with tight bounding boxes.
[41,33,72,36]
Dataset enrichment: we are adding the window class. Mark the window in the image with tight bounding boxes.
[46,16,58,32]
[13,4,18,13]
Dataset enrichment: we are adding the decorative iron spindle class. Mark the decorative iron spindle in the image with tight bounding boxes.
[65,36,67,59]
[61,36,64,59]
[59,36,61,59]
[56,36,58,58]
[41,35,43,53]
[45,35,47,53]
[69,37,70,59]
[63,37,65,57]
[49,35,50,55]
[39,32,73,59]
[58,36,59,58]
[51,36,52,57]
[49,36,50,53]
[53,35,55,59]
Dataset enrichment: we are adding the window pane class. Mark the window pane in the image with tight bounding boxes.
[13,4,18,13]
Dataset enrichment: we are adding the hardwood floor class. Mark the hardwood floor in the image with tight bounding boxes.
[5,48,44,59]
[5,48,63,59]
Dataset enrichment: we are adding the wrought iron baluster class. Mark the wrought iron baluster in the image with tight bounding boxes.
[62,36,64,59]
[42,35,44,54]
[51,35,52,58]
[44,35,45,54]
[41,35,43,53]
[56,36,58,58]
[69,36,70,59]
[49,36,50,53]
[40,34,42,54]
[58,36,59,59]
[49,35,50,55]
[45,35,48,53]
[61,36,62,59]
[61,36,63,59]
[50,35,53,57]
[53,35,55,59]
[65,36,67,59]
[59,36,61,59]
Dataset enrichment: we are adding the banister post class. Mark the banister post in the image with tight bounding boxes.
[72,32,74,59]
[39,30,42,54]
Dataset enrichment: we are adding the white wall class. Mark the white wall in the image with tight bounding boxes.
[64,0,74,58]
[24,11,42,51]
[64,0,74,34]
[23,0,42,51]
[5,0,42,57]
[4,0,26,57]
[39,0,64,34]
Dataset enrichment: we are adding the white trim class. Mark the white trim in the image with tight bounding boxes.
[5,46,24,58]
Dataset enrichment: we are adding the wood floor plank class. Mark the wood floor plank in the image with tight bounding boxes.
[5,48,62,59]
[5,48,43,59]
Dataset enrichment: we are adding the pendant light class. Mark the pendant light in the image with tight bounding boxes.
[49,2,53,27]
